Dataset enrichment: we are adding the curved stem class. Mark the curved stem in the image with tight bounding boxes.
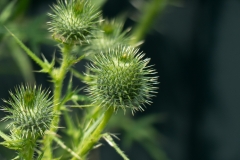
[72,107,114,160]
[130,0,167,45]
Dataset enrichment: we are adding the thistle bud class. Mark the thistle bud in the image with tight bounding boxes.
[86,46,158,113]
[2,85,53,138]
[86,19,130,56]
[48,0,101,44]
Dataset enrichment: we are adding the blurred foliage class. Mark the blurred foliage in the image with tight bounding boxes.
[108,112,169,160]
[0,0,53,83]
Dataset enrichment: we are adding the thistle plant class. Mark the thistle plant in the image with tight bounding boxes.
[1,85,53,159]
[0,0,165,159]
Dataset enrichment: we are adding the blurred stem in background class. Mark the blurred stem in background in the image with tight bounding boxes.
[131,0,167,44]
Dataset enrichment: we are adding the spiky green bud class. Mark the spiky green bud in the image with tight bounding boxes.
[2,85,53,139]
[85,46,158,113]
[48,0,101,44]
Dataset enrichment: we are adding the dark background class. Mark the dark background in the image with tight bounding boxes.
[1,0,240,160]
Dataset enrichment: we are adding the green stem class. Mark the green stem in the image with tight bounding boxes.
[21,138,37,160]
[42,44,73,159]
[130,0,167,45]
[72,108,114,160]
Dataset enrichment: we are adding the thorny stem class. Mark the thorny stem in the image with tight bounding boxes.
[21,138,37,160]
[72,107,114,160]
[42,44,73,159]
[130,0,167,45]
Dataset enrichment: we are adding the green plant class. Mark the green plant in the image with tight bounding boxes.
[0,0,166,159]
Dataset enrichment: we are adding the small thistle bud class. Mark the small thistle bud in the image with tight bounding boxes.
[86,19,130,56]
[2,85,53,138]
[48,0,101,44]
[86,46,158,113]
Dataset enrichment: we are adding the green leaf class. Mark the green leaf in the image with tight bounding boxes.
[103,133,130,160]
[0,130,11,141]
[12,156,20,160]
[83,114,104,140]
[0,0,16,24]
[7,39,35,82]
[5,27,51,73]
[52,136,82,160]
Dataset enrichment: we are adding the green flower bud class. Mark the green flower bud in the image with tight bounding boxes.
[85,46,158,113]
[2,85,53,138]
[1,129,28,150]
[48,0,101,44]
[86,19,131,56]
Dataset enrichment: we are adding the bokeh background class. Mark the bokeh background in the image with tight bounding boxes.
[1,0,240,160]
